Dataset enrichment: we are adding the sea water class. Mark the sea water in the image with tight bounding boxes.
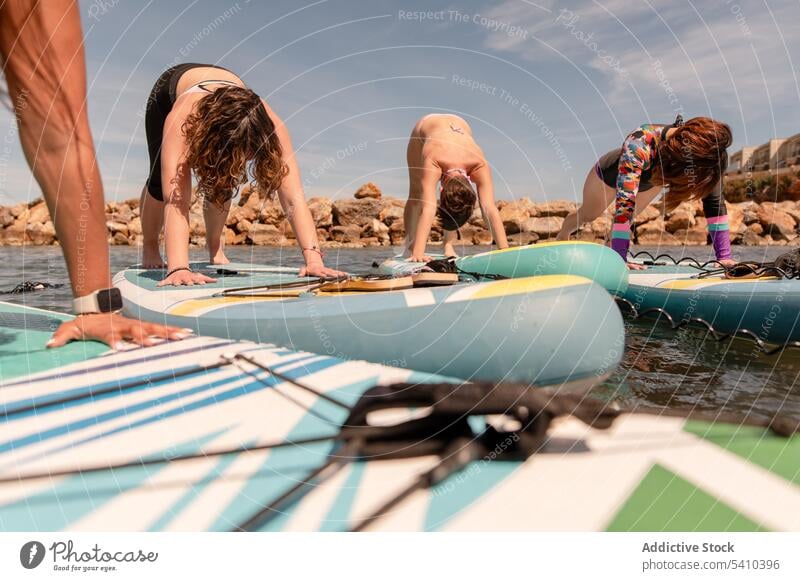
[0,244,797,418]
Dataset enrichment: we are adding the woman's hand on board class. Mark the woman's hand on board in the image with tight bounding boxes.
[299,262,347,278]
[626,262,647,270]
[48,313,192,350]
[157,269,217,287]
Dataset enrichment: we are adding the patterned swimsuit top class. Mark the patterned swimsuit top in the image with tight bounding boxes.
[602,116,731,261]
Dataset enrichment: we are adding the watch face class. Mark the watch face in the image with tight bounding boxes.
[97,288,123,312]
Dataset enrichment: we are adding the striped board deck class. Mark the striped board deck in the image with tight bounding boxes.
[0,301,798,532]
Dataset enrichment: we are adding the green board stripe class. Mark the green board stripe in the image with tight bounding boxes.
[707,222,729,231]
[611,230,631,240]
[683,421,800,486]
[606,464,768,532]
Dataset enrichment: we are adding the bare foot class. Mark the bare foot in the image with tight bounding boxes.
[209,251,230,265]
[142,244,166,269]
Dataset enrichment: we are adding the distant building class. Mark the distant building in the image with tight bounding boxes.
[727,134,800,175]
[729,146,756,173]
[777,133,800,168]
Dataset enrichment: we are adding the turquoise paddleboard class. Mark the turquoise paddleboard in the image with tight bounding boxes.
[1,300,797,532]
[623,262,800,344]
[379,242,629,294]
[114,265,624,386]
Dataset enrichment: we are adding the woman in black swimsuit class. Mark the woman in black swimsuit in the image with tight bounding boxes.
[141,63,342,286]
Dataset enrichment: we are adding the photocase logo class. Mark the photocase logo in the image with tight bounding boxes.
[20,541,46,569]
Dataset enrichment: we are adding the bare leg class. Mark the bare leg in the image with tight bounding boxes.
[557,168,616,240]
[0,1,112,297]
[443,229,458,257]
[204,198,231,264]
[140,186,165,268]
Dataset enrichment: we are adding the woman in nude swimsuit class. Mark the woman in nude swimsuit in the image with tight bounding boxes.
[141,63,343,286]
[403,114,508,262]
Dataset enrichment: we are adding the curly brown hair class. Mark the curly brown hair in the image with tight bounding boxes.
[182,86,287,207]
[437,174,477,231]
[654,117,733,209]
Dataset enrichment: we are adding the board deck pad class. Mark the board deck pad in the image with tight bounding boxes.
[115,264,626,385]
[0,301,798,532]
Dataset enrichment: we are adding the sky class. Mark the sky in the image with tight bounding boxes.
[1,0,798,205]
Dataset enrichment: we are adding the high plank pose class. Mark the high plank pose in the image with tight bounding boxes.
[403,114,508,261]
[140,63,343,285]
[557,116,734,269]
[0,0,186,348]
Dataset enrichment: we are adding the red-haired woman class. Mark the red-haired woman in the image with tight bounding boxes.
[141,63,343,285]
[557,116,734,269]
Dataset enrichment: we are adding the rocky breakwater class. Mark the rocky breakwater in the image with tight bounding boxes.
[1,182,798,248]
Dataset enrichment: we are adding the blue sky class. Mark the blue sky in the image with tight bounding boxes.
[1,0,798,205]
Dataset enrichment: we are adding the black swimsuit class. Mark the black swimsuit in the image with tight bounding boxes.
[144,63,234,201]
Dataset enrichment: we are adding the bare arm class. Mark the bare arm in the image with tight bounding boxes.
[158,108,215,286]
[262,101,343,277]
[408,162,440,261]
[471,165,508,249]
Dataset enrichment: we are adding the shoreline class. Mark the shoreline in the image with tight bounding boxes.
[1,181,799,248]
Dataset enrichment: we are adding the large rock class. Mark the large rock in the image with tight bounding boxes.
[636,229,681,246]
[0,206,15,228]
[524,216,563,238]
[333,199,384,228]
[128,217,142,237]
[634,205,662,226]
[307,197,333,228]
[330,225,363,243]
[247,223,285,245]
[26,221,56,245]
[363,219,389,245]
[665,210,694,233]
[472,227,494,245]
[507,231,539,246]
[354,182,382,199]
[467,207,485,228]
[9,203,26,218]
[590,214,612,237]
[388,220,406,245]
[236,218,253,234]
[259,198,285,226]
[379,204,404,226]
[536,200,575,217]
[106,221,129,236]
[28,202,50,224]
[727,203,745,235]
[499,198,536,234]
[757,204,797,241]
[748,222,764,236]
[741,228,764,246]
[672,229,707,245]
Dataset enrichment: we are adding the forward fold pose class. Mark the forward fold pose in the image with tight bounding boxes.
[140,63,343,286]
[403,113,508,261]
[557,116,734,269]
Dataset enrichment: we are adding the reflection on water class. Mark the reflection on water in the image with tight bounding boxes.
[0,244,797,418]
